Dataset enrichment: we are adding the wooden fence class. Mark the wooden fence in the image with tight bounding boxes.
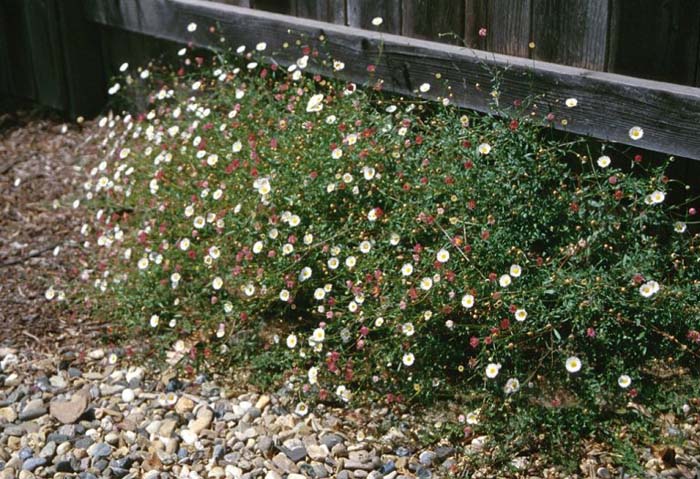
[1,0,700,160]
[220,0,700,87]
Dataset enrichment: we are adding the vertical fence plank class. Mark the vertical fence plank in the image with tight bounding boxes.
[464,0,487,48]
[347,0,402,34]
[487,0,531,57]
[294,0,346,24]
[1,0,37,101]
[56,1,107,117]
[464,0,530,56]
[22,0,67,110]
[531,0,609,70]
[402,0,464,44]
[0,2,13,103]
[608,0,700,86]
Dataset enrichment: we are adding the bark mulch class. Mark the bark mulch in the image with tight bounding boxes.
[0,111,104,354]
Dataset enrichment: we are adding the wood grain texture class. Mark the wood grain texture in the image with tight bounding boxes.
[402,0,464,45]
[608,0,700,86]
[55,1,107,117]
[346,0,402,34]
[463,0,487,49]
[531,0,609,70]
[22,0,66,110]
[83,0,700,159]
[1,0,37,101]
[294,0,346,24]
[487,0,531,57]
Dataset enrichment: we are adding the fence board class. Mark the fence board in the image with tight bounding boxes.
[463,0,487,49]
[294,0,346,24]
[56,1,107,117]
[84,0,700,160]
[1,0,37,101]
[531,0,609,71]
[0,3,13,103]
[251,0,293,14]
[23,0,67,111]
[487,0,531,57]
[347,0,401,34]
[402,0,464,45]
[464,0,531,56]
[608,0,700,86]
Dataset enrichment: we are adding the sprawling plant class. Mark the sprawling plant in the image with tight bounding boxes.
[79,25,699,440]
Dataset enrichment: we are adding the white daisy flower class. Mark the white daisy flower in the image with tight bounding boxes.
[212,277,223,290]
[499,274,512,288]
[279,289,290,302]
[308,366,318,384]
[509,264,522,277]
[597,155,611,168]
[565,98,578,108]
[461,294,475,309]
[299,267,312,282]
[504,378,520,394]
[401,263,414,276]
[306,93,324,113]
[478,143,491,155]
[312,328,325,342]
[371,16,383,26]
[420,277,433,291]
[286,334,297,348]
[359,241,372,254]
[618,374,632,388]
[436,249,450,263]
[629,126,644,141]
[565,356,582,373]
[402,352,415,366]
[402,322,415,337]
[485,363,501,379]
[650,190,665,204]
[514,309,527,322]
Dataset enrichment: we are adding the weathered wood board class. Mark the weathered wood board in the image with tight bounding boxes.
[84,0,700,159]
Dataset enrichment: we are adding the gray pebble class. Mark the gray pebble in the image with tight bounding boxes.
[19,399,47,421]
[87,442,111,458]
[256,436,273,454]
[19,447,33,461]
[419,451,436,466]
[320,433,343,450]
[22,457,47,472]
[39,442,56,459]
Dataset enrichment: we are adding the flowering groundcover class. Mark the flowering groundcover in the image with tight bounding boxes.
[75,25,700,466]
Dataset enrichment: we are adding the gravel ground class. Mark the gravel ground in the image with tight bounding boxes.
[1,112,699,479]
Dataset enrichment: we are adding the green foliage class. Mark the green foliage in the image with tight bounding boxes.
[83,32,700,466]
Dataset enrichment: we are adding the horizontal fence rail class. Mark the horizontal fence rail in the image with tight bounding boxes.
[83,0,700,160]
